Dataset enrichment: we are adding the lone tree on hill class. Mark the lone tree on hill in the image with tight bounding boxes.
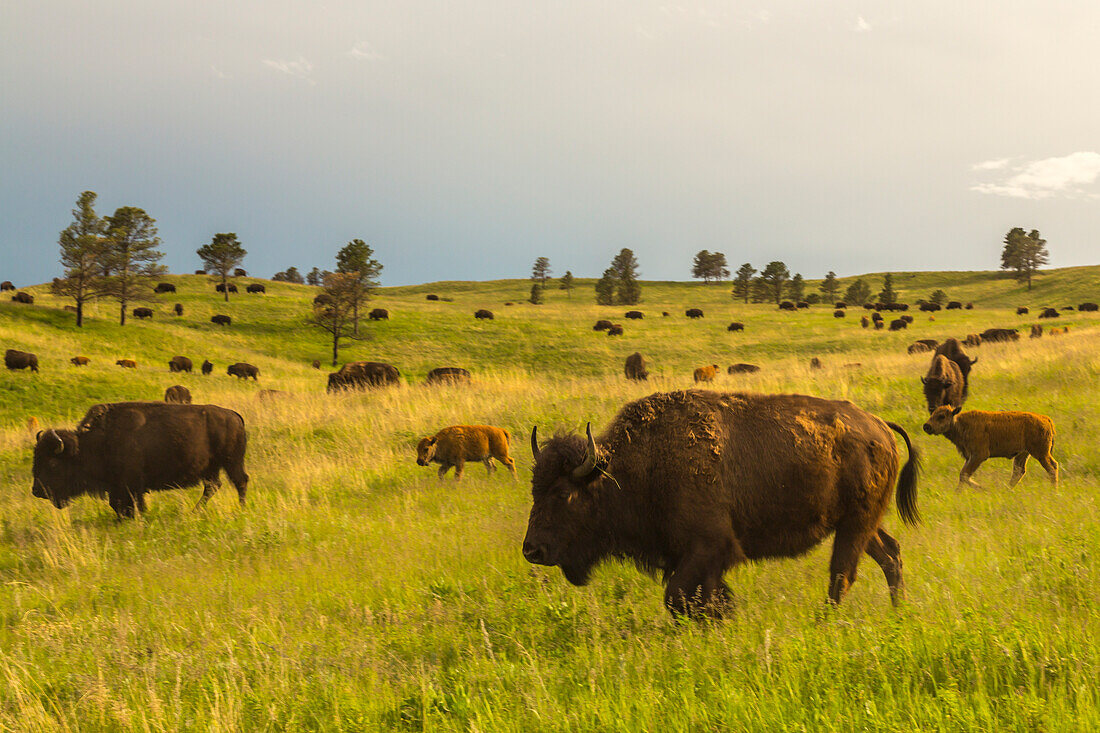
[759,261,790,305]
[878,273,897,306]
[611,248,641,305]
[732,263,756,303]
[692,250,730,284]
[845,278,871,305]
[335,239,383,336]
[101,206,165,325]
[559,270,575,298]
[531,257,551,285]
[786,273,805,302]
[197,232,247,302]
[52,190,107,327]
[1001,227,1049,290]
[309,272,365,367]
[820,271,839,301]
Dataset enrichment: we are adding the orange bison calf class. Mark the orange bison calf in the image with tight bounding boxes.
[693,364,719,383]
[416,425,517,481]
[923,406,1058,489]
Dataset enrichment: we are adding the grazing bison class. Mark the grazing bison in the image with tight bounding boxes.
[797,301,809,309]
[194,269,205,275]
[523,390,919,617]
[257,389,287,401]
[1038,307,1060,319]
[593,320,613,331]
[426,367,472,385]
[5,349,38,372]
[834,302,847,309]
[368,308,389,320]
[693,364,719,383]
[871,311,883,322]
[246,284,266,294]
[810,357,823,370]
[474,309,494,320]
[133,307,153,319]
[946,301,962,310]
[907,342,932,355]
[662,311,670,317]
[327,361,401,391]
[833,309,845,318]
[889,319,907,331]
[215,283,239,293]
[685,308,704,319]
[70,356,89,366]
[32,402,248,518]
[311,360,320,369]
[1016,307,1029,315]
[779,301,796,311]
[201,360,213,375]
[963,333,982,347]
[174,303,184,316]
[860,316,870,328]
[1079,302,1099,312]
[919,303,941,312]
[923,405,1057,489]
[227,363,259,380]
[874,319,885,330]
[12,292,34,304]
[606,324,624,336]
[1030,324,1043,339]
[625,311,643,320]
[164,385,192,404]
[234,268,247,277]
[426,294,440,301]
[922,355,965,413]
[915,339,939,349]
[211,315,232,326]
[168,356,193,373]
[980,328,1020,343]
[727,322,744,332]
[154,282,176,293]
[416,425,516,481]
[900,315,914,324]
[116,359,137,369]
[0,281,13,291]
[624,352,648,381]
[727,363,760,374]
[966,303,973,309]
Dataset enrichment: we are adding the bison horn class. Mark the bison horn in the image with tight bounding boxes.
[47,429,64,455]
[530,426,540,459]
[970,356,978,365]
[572,423,598,479]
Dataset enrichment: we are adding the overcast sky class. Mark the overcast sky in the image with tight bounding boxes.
[2,1,1098,287]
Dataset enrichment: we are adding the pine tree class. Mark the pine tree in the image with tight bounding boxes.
[845,278,871,305]
[101,206,165,325]
[820,271,839,300]
[52,191,107,327]
[309,272,364,366]
[595,268,616,305]
[1001,227,1049,290]
[786,273,805,302]
[559,270,575,298]
[610,248,641,304]
[529,282,544,304]
[197,233,247,302]
[878,273,897,306]
[531,257,551,285]
[335,239,383,335]
[732,263,756,303]
[306,267,323,286]
[759,261,790,304]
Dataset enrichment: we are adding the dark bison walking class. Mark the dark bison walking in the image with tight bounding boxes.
[524,391,919,617]
[133,307,153,319]
[174,303,184,316]
[426,367,471,385]
[154,282,176,293]
[625,311,643,320]
[12,292,33,304]
[685,308,704,319]
[216,283,239,293]
[593,320,613,331]
[211,315,232,326]
[164,385,192,404]
[624,352,648,381]
[946,301,962,310]
[922,355,965,413]
[727,363,760,374]
[201,360,213,375]
[168,356,193,373]
[606,324,624,336]
[727,322,744,332]
[327,361,400,391]
[1080,302,1099,312]
[889,319,907,331]
[227,363,259,380]
[474,309,494,320]
[369,308,389,320]
[32,402,248,518]
[980,328,1019,343]
[246,284,266,294]
[1016,307,1029,315]
[5,349,38,372]
[1038,307,1060,319]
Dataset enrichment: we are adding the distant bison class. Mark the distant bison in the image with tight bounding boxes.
[211,315,232,326]
[1038,308,1060,319]
[923,406,1057,489]
[946,301,962,310]
[5,349,38,372]
[227,363,259,380]
[624,352,648,381]
[916,339,939,349]
[871,312,884,322]
[234,268,247,277]
[963,333,982,347]
[834,302,847,309]
[194,269,205,275]
[861,316,870,328]
[246,284,266,294]
[70,356,89,366]
[1079,302,1099,312]
[1030,324,1043,339]
[1016,307,1029,315]
[0,281,13,291]
[593,320,613,331]
[606,324,624,336]
[980,328,1019,343]
[779,301,796,311]
[116,359,137,369]
[426,367,471,385]
[727,363,760,374]
[12,292,34,304]
[369,308,389,320]
[900,315,914,324]
[257,389,287,401]
[426,294,439,301]
[889,319,907,331]
[919,303,941,312]
[154,282,176,293]
[727,322,744,332]
[201,360,213,375]
[311,360,320,369]
[797,301,809,309]
[810,357,823,370]
[685,308,704,319]
[168,356,193,373]
[693,364,719,382]
[164,385,192,404]
[133,307,153,319]
[416,425,516,481]
[216,283,239,293]
[907,342,932,355]
[833,309,845,318]
[474,309,494,320]
[327,361,401,391]
[922,355,965,413]
[874,319,885,330]
[965,303,974,310]
[625,310,643,320]
[173,303,184,316]
[523,390,919,616]
[32,401,248,517]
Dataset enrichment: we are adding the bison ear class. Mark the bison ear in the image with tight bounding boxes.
[428,436,437,446]
[951,406,962,416]
[35,430,43,442]
[920,377,928,385]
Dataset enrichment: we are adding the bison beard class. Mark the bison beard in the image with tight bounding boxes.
[523,390,919,618]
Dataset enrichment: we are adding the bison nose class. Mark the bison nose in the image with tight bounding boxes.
[32,481,45,499]
[416,459,426,466]
[922,424,933,435]
[523,540,549,565]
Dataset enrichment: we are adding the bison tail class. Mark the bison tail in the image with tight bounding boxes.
[886,421,920,526]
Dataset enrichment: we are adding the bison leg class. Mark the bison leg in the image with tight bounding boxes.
[1036,452,1059,485]
[195,477,220,510]
[109,491,136,519]
[664,538,741,619]
[482,458,496,475]
[957,454,987,490]
[452,459,466,481]
[1009,452,1029,487]
[437,463,452,480]
[827,523,877,605]
[865,528,904,606]
[225,463,249,505]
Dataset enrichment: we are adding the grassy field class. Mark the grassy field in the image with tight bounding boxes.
[1,267,1099,731]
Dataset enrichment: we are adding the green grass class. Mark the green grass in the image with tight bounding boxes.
[1,267,1099,730]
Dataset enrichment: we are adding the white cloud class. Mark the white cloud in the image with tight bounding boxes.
[854,15,872,32]
[970,158,1009,171]
[349,42,384,61]
[971,151,1100,199]
[262,56,315,84]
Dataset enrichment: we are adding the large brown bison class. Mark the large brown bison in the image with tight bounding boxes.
[201,360,213,375]
[624,352,648,381]
[693,364,718,383]
[164,385,192,404]
[779,301,796,311]
[474,309,494,320]
[369,308,389,320]
[923,405,1058,489]
[5,349,38,372]
[1079,302,1099,312]
[12,292,34,304]
[416,425,516,481]
[1038,308,1060,319]
[860,316,870,328]
[727,322,744,332]
[523,390,919,617]
[625,311,643,320]
[946,301,962,310]
[921,355,965,413]
[327,361,400,391]
[70,356,90,366]
[227,363,259,380]
[168,356,193,373]
[980,328,1019,343]
[0,281,13,291]
[211,315,232,326]
[154,282,176,293]
[116,359,137,369]
[133,307,153,319]
[685,308,704,319]
[833,309,845,318]
[32,402,248,518]
[246,283,266,294]
[426,367,471,385]
[933,338,977,397]
[889,319,907,331]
